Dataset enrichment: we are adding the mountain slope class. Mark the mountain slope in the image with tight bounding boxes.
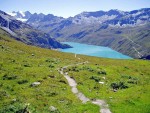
[26,13,65,33]
[0,28,100,113]
[0,28,150,113]
[0,10,70,49]
[58,23,150,58]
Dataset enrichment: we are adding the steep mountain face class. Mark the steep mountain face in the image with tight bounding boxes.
[10,8,150,58]
[69,9,124,25]
[27,13,64,32]
[0,10,71,49]
[104,8,150,27]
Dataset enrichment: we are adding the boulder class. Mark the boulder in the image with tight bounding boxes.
[99,81,104,84]
[49,106,57,112]
[31,82,41,87]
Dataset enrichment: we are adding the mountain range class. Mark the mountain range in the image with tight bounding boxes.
[8,8,150,26]
[5,8,150,59]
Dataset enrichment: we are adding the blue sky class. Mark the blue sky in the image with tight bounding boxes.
[0,0,150,18]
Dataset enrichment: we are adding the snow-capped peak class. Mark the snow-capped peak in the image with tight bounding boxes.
[7,11,32,22]
[7,11,24,18]
[18,11,25,17]
[112,9,125,15]
[7,12,17,17]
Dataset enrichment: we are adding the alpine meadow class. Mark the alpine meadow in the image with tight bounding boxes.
[0,0,150,113]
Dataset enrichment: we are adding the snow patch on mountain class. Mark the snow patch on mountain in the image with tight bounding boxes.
[72,14,117,25]
[16,18,27,22]
[131,11,142,17]
[7,11,30,22]
[7,12,17,17]
[114,9,125,15]
[18,11,25,17]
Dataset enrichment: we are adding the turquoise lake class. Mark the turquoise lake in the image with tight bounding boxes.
[60,42,132,59]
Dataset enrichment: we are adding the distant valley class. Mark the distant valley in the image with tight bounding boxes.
[8,8,150,59]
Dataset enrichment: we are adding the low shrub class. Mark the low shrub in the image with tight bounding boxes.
[49,64,55,68]
[3,74,18,80]
[71,66,79,72]
[23,64,31,67]
[17,80,28,84]
[110,81,128,90]
[45,59,52,62]
[97,70,107,75]
[127,79,138,84]
[0,90,7,99]
[121,75,131,79]
[48,92,58,97]
[90,76,100,82]
[59,80,67,84]
[0,103,24,113]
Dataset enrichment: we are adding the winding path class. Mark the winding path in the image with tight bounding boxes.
[58,61,111,113]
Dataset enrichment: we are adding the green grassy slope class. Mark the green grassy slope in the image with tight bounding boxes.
[65,56,150,113]
[0,29,150,113]
[0,29,99,113]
